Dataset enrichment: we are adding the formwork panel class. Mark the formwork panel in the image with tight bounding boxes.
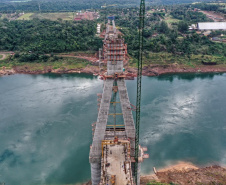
[90,79,114,161]
[117,79,136,156]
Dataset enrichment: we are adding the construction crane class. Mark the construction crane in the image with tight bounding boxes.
[135,0,145,184]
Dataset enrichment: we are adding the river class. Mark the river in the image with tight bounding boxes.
[0,73,226,184]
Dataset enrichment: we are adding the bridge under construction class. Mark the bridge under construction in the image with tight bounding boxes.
[89,15,148,185]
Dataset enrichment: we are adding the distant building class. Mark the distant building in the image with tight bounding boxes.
[189,24,197,30]
[202,30,212,36]
[74,12,99,21]
[97,23,101,34]
[197,22,226,31]
[212,37,222,41]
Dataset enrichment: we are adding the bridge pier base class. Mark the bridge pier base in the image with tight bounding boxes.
[91,162,101,185]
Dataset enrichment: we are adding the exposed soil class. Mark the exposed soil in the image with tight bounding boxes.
[156,165,226,185]
[0,68,15,76]
[125,64,226,78]
[1,63,226,77]
[140,64,226,76]
[57,54,98,62]
[1,53,226,77]
[140,162,226,185]
[158,162,199,172]
[9,65,100,75]
[200,10,226,22]
[0,51,14,61]
[0,54,7,61]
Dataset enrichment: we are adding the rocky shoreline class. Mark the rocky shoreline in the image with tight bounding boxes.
[83,162,226,185]
[0,65,100,77]
[143,64,226,76]
[1,64,226,77]
[140,163,226,185]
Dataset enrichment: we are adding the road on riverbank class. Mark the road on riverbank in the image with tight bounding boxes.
[0,51,13,60]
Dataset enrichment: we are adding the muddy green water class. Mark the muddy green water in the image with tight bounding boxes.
[0,73,226,185]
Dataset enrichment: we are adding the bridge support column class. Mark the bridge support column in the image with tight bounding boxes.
[137,162,141,185]
[91,162,101,185]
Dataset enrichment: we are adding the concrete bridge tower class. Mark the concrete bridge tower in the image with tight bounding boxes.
[89,16,148,185]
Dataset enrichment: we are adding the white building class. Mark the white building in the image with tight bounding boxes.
[97,23,101,34]
[197,22,226,31]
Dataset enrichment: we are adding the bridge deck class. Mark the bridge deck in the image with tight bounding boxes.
[100,141,133,185]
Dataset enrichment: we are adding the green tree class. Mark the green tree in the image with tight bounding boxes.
[158,21,169,34]
[178,21,188,33]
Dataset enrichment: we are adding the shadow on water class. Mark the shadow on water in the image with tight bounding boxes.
[0,149,14,163]
[147,132,224,169]
[45,145,91,184]
[156,73,224,82]
[30,73,97,80]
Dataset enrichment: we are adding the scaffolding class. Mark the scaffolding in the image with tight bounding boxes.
[89,17,148,185]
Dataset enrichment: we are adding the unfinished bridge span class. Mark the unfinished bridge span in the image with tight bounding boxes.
[89,16,148,185]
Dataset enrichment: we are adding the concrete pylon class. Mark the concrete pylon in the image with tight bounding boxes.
[89,17,139,185]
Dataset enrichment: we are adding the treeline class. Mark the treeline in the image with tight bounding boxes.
[105,7,225,57]
[170,6,213,23]
[0,0,211,13]
[0,1,98,13]
[0,19,102,53]
[124,21,225,57]
[13,52,53,63]
[0,0,138,13]
[192,3,226,14]
[145,27,225,56]
[192,3,220,11]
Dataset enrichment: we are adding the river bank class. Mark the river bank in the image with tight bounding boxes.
[0,65,100,76]
[140,162,226,185]
[129,64,226,76]
[1,63,226,77]
[84,162,226,185]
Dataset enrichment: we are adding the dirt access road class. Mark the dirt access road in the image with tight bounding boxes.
[200,10,226,22]
[56,54,98,63]
[0,52,13,60]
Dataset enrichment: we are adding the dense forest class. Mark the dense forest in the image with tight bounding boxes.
[170,6,213,23]
[0,0,212,13]
[192,3,226,14]
[101,7,226,58]
[0,19,102,53]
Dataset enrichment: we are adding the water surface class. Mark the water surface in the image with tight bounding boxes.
[0,73,226,184]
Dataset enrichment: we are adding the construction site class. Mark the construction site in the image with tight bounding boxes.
[89,10,148,184]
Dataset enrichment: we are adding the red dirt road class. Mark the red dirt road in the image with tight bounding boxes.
[199,11,226,22]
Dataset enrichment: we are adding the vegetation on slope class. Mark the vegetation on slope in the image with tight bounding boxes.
[0,19,102,53]
[0,56,90,71]
[192,2,226,14]
[103,6,226,59]
[0,4,225,68]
